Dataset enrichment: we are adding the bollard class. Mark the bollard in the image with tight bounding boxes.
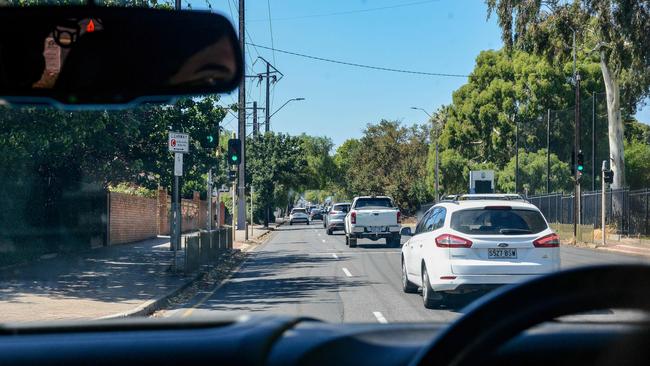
[185,236,200,272]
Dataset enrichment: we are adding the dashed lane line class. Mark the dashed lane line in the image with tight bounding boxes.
[342,267,352,277]
[373,311,388,324]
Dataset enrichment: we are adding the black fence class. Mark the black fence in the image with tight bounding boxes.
[528,188,650,237]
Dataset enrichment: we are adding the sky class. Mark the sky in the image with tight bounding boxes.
[189,0,650,147]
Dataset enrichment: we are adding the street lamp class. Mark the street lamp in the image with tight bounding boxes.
[269,97,305,121]
[411,106,441,202]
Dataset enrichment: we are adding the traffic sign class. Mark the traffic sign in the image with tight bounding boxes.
[168,132,190,153]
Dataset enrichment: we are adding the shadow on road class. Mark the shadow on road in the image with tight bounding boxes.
[195,251,369,312]
[0,237,191,304]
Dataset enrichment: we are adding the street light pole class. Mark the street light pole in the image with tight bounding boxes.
[269,98,305,120]
[411,107,440,201]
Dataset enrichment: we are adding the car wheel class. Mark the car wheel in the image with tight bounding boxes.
[326,228,332,235]
[349,236,357,248]
[402,259,418,294]
[289,221,293,226]
[307,221,310,225]
[345,235,349,246]
[422,265,444,309]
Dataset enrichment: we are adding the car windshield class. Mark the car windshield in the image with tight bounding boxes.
[2,1,649,329]
[451,208,548,235]
[332,204,350,213]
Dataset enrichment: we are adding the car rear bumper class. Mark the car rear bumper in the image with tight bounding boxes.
[290,218,309,223]
[430,273,546,292]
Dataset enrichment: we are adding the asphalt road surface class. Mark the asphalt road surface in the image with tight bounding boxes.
[163,221,650,323]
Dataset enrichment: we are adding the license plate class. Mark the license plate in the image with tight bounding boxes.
[488,248,517,259]
[370,226,381,233]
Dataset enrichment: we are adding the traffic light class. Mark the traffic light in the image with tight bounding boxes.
[576,150,585,173]
[604,170,614,184]
[227,138,241,165]
[203,133,218,150]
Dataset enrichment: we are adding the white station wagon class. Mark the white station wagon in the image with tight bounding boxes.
[401,197,560,308]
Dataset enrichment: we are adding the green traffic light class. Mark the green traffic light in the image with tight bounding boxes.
[231,155,238,162]
[207,136,214,143]
[578,165,584,171]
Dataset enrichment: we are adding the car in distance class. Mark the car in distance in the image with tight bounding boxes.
[325,203,351,235]
[400,198,560,309]
[344,196,401,247]
[289,208,309,225]
[309,208,323,221]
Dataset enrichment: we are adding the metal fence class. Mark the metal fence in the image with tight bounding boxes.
[528,188,650,237]
[184,227,233,273]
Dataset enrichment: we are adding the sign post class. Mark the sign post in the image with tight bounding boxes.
[169,132,189,271]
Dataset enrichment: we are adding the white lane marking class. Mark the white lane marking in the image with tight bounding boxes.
[317,233,321,236]
[373,311,388,324]
[332,253,339,259]
[342,267,352,277]
[322,239,326,243]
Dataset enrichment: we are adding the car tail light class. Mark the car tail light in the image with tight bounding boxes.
[440,276,456,280]
[397,211,401,224]
[351,211,356,224]
[533,233,560,248]
[484,206,512,210]
[330,211,336,214]
[435,234,472,248]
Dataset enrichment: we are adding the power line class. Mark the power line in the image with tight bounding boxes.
[266,0,277,66]
[246,43,470,78]
[248,0,438,22]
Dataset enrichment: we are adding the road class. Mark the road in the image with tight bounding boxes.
[162,222,650,323]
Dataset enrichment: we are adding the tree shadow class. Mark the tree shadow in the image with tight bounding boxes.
[0,237,194,305]
[194,251,368,312]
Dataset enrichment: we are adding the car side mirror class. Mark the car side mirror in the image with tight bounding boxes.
[400,227,413,236]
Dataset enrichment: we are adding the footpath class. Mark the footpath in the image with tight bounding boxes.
[0,224,279,323]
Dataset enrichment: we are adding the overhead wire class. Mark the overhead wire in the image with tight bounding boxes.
[266,0,277,66]
[248,0,438,22]
[246,43,469,78]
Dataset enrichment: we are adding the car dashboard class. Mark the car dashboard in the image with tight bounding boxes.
[0,315,648,366]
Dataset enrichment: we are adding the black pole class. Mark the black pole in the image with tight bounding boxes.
[547,109,551,194]
[515,118,519,194]
[592,92,596,191]
[265,63,270,133]
[253,101,258,136]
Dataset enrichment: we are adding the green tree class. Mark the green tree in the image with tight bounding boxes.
[497,149,571,195]
[246,133,308,225]
[486,0,650,190]
[437,149,470,196]
[299,135,337,191]
[624,141,650,190]
[336,120,431,214]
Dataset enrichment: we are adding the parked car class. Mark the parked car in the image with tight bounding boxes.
[309,209,323,221]
[289,208,309,225]
[344,196,401,247]
[325,203,351,235]
[322,205,331,228]
[400,197,560,308]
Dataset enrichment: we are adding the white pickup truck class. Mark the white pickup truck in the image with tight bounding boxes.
[344,196,402,248]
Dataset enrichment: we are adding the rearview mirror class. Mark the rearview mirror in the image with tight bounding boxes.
[400,227,413,236]
[0,6,242,107]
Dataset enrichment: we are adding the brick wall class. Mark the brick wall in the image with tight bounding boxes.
[109,192,158,245]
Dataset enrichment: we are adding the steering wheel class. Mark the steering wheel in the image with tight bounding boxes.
[410,264,650,366]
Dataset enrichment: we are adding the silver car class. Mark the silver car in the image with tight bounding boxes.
[325,203,351,235]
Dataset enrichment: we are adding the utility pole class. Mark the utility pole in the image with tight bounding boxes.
[546,109,551,194]
[252,101,258,137]
[237,0,246,231]
[265,62,270,133]
[250,185,254,238]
